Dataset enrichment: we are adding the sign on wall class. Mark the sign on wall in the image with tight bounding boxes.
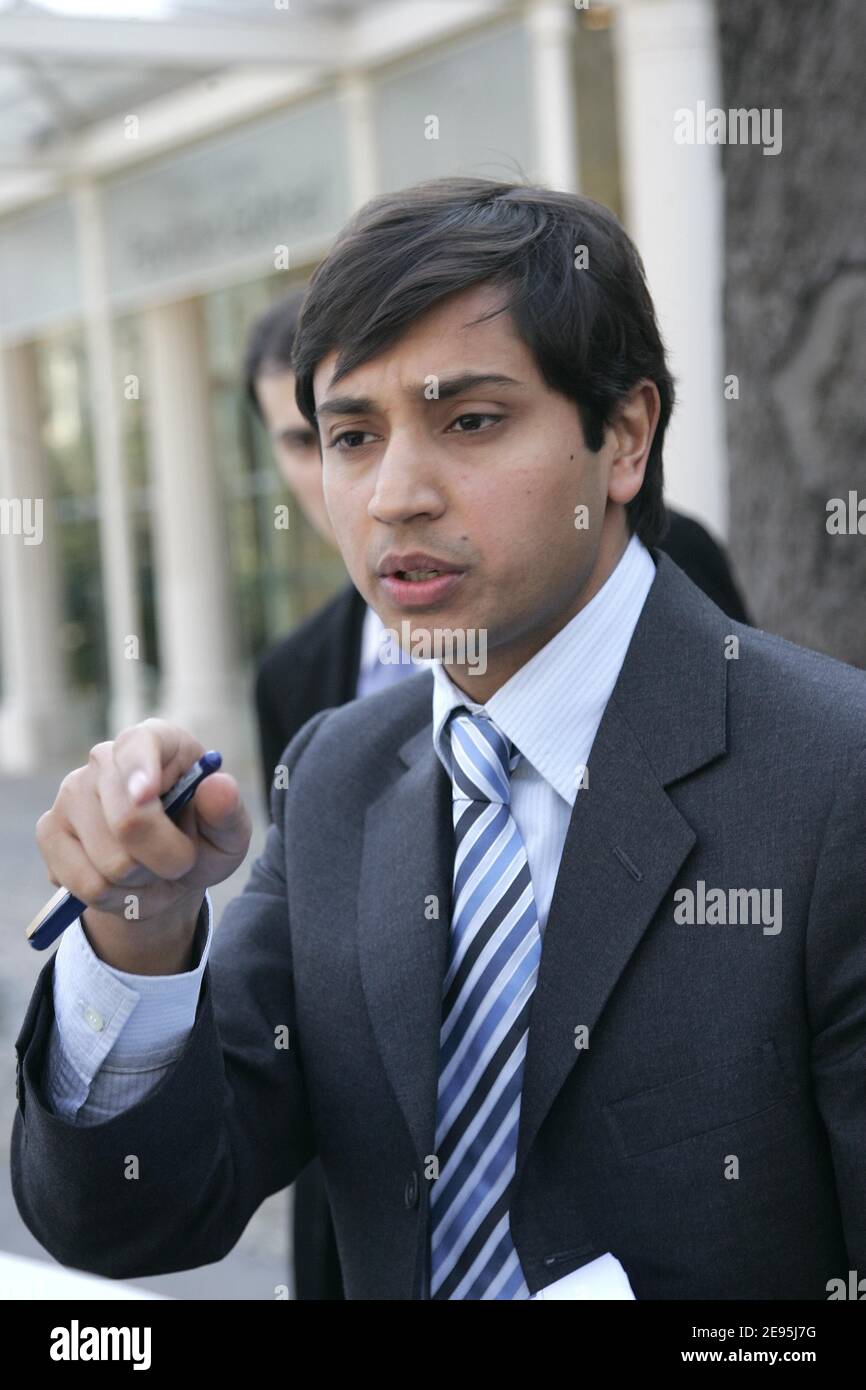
[101,96,350,305]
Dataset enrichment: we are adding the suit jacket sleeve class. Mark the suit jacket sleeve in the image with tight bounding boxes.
[806,738,866,1272]
[10,709,332,1280]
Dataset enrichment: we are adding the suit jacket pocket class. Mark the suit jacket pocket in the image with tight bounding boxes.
[605,1039,791,1158]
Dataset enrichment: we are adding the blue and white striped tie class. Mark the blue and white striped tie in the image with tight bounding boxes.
[429,708,542,1299]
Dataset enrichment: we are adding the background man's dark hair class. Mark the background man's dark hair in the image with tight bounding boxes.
[243,289,306,418]
[292,177,676,548]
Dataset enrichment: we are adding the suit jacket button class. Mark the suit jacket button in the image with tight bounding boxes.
[404,1171,419,1209]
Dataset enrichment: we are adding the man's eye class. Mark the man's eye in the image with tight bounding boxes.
[331,431,375,450]
[447,413,504,433]
[330,416,502,448]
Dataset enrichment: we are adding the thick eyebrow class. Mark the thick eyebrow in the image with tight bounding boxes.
[315,372,523,420]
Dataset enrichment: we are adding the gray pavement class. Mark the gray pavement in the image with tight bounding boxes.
[0,761,295,1300]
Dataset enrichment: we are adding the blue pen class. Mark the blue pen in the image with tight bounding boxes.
[26,750,222,951]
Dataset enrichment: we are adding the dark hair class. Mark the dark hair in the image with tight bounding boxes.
[293,177,676,547]
[243,289,306,418]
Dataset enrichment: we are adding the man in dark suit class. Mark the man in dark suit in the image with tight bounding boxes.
[13,179,863,1299]
[245,293,751,1301]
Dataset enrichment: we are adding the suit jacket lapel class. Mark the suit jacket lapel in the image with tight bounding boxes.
[516,551,730,1175]
[514,699,698,1175]
[357,719,454,1165]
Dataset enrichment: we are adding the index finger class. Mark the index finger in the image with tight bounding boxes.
[113,719,207,807]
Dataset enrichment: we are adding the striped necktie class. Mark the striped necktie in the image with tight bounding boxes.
[429,708,542,1299]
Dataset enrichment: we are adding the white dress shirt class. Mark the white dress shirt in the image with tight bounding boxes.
[430,533,656,936]
[44,536,657,1145]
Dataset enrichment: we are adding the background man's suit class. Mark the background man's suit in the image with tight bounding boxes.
[253,507,751,1299]
[14,551,865,1298]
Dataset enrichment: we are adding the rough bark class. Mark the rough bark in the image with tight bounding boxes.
[718,0,866,666]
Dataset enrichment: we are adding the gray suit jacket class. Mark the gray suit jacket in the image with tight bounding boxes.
[11,552,866,1298]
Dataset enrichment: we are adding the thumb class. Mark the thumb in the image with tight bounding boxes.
[190,772,251,855]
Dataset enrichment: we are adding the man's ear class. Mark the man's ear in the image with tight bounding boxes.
[607,380,660,507]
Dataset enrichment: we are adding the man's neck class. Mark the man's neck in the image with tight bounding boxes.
[444,527,633,703]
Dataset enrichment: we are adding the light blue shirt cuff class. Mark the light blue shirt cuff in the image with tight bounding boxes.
[51,890,213,1084]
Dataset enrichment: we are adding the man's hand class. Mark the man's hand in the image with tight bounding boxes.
[35,718,252,972]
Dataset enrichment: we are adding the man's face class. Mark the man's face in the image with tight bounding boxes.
[255,368,335,545]
[312,282,653,699]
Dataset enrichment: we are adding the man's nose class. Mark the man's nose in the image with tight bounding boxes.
[368,430,444,523]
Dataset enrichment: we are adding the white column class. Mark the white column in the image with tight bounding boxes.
[0,341,67,771]
[340,70,379,210]
[612,0,727,536]
[141,297,253,773]
[74,179,147,733]
[527,0,580,192]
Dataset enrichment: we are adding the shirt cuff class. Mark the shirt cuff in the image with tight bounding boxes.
[51,891,213,1081]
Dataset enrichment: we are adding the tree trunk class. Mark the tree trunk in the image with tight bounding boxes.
[717,0,866,666]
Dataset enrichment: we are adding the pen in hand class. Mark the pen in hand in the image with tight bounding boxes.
[26,751,223,951]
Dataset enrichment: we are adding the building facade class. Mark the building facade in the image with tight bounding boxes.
[0,0,725,774]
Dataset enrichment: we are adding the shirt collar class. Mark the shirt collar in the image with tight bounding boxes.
[431,533,657,806]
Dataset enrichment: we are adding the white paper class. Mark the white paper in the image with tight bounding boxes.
[530,1251,636,1300]
[0,1251,166,1299]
